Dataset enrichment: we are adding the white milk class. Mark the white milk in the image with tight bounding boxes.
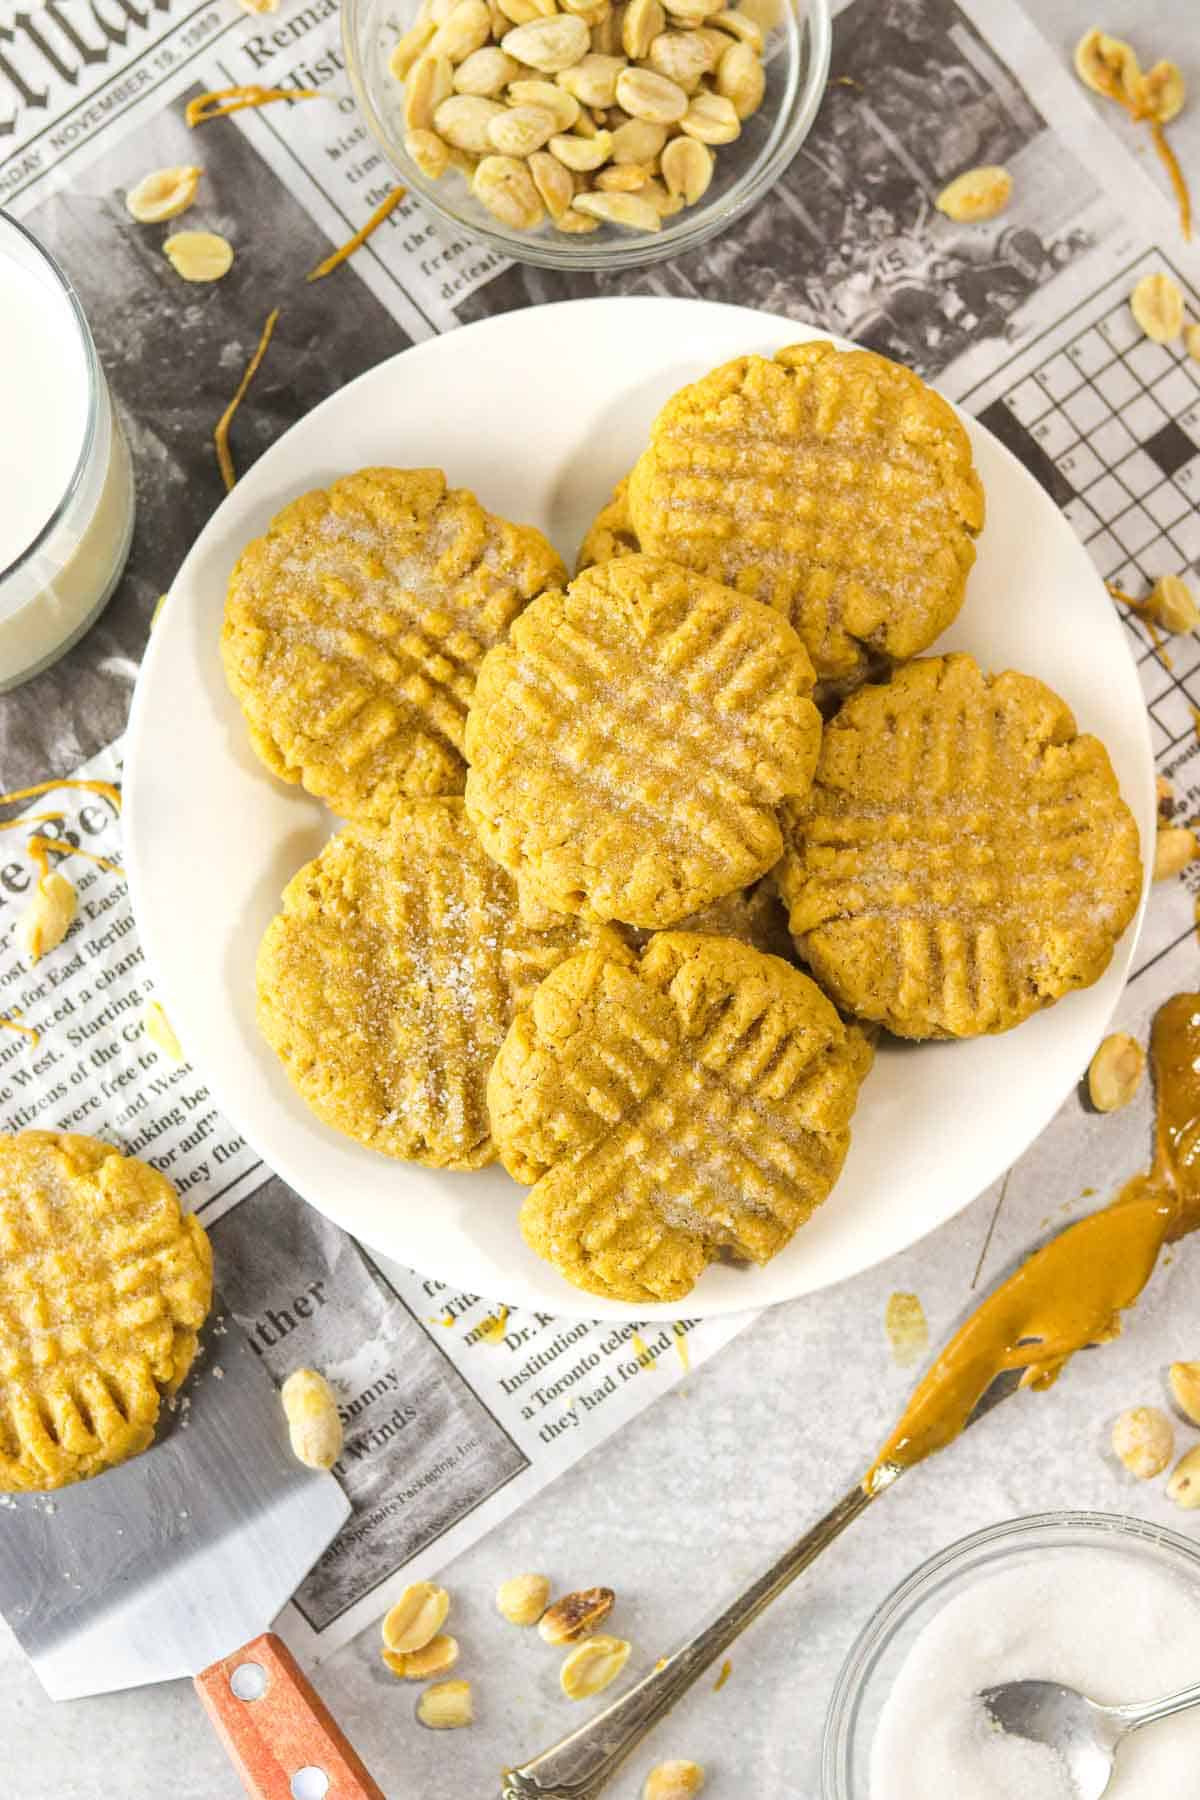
[870,1548,1200,1800]
[0,219,134,688]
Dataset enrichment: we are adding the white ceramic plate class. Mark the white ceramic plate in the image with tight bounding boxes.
[124,298,1155,1320]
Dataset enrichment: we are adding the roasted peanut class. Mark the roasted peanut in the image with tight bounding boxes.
[615,65,688,122]
[390,11,437,79]
[417,1679,474,1728]
[281,1368,343,1470]
[647,30,712,91]
[595,161,651,189]
[382,1634,460,1679]
[1131,271,1184,343]
[611,116,668,161]
[643,1763,706,1800]
[405,53,455,129]
[1168,1362,1200,1427]
[163,230,233,282]
[679,89,740,142]
[549,128,614,169]
[560,1635,632,1699]
[708,8,764,50]
[572,188,661,228]
[528,149,577,216]
[453,43,520,90]
[1073,29,1141,107]
[1167,1444,1200,1509]
[509,77,582,129]
[716,38,764,116]
[125,164,203,223]
[622,0,665,58]
[558,51,626,105]
[382,1582,451,1654]
[406,127,451,176]
[141,998,184,1062]
[496,1572,552,1624]
[14,872,76,963]
[488,101,559,152]
[1146,573,1199,634]
[1137,59,1185,123]
[935,165,1012,222]
[538,1585,616,1643]
[501,15,591,70]
[1087,1032,1145,1112]
[1154,825,1197,880]
[429,0,492,61]
[660,132,711,202]
[1111,1405,1174,1479]
[473,152,545,225]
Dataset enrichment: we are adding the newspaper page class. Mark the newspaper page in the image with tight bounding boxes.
[2,0,1199,1666]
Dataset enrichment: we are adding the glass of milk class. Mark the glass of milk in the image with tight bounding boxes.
[823,1512,1200,1800]
[0,212,135,690]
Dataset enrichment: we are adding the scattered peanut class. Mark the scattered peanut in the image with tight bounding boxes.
[417,1679,474,1728]
[1154,825,1198,880]
[141,998,184,1062]
[538,1585,616,1643]
[560,1634,632,1699]
[125,164,203,223]
[1138,59,1185,124]
[935,164,1013,223]
[1073,29,1142,107]
[1146,573,1200,634]
[162,230,233,282]
[382,1582,452,1654]
[1087,1032,1145,1112]
[1131,271,1184,343]
[496,1572,552,1625]
[1167,1444,1200,1509]
[1111,1405,1174,1480]
[14,872,76,963]
[381,1634,460,1678]
[280,1368,343,1471]
[643,1762,706,1800]
[1168,1362,1200,1427]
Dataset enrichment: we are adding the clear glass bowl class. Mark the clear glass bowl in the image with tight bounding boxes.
[822,1510,1200,1800]
[342,0,831,270]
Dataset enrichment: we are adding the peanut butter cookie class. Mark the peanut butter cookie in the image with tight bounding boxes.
[222,467,565,822]
[464,553,822,928]
[777,654,1142,1038]
[0,1131,212,1491]
[626,341,985,699]
[576,475,639,572]
[256,799,613,1167]
[488,933,873,1303]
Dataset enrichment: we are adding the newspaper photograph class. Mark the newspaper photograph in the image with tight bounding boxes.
[1,0,1198,1686]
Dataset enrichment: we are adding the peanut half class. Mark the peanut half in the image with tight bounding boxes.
[281,1368,343,1470]
[417,1679,474,1728]
[163,230,233,282]
[1167,1444,1200,1509]
[125,164,202,223]
[1168,1361,1200,1427]
[1111,1405,1174,1479]
[539,1585,616,1643]
[381,1634,460,1679]
[1087,1032,1145,1112]
[935,165,1012,223]
[1147,573,1199,634]
[382,1582,451,1654]
[560,1634,632,1699]
[644,1763,706,1800]
[14,872,76,964]
[1154,825,1198,880]
[1131,271,1184,343]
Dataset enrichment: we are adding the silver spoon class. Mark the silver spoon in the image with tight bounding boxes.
[980,1675,1200,1799]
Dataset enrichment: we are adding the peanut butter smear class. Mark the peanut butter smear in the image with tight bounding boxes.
[865,994,1200,1492]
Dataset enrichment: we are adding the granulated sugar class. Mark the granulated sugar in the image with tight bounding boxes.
[870,1547,1200,1799]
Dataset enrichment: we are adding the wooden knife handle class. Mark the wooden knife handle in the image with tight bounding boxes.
[196,1631,386,1799]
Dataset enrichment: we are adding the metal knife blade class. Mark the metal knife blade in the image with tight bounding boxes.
[0,1302,349,1701]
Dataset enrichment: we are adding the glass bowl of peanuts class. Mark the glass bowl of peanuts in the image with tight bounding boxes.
[343,0,830,267]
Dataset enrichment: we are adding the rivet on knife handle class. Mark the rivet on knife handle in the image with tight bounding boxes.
[195,1630,386,1800]
[501,1483,877,1800]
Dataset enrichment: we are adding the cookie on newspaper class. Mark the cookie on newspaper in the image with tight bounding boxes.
[464,554,823,929]
[626,341,985,699]
[488,933,873,1304]
[221,467,566,822]
[256,799,613,1169]
[0,1131,212,1492]
[776,654,1143,1039]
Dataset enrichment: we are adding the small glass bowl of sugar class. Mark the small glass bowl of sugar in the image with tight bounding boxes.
[823,1511,1200,1800]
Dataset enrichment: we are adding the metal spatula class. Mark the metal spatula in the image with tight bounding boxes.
[0,1309,383,1799]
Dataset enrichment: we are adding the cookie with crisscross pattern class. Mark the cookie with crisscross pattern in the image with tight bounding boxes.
[488,933,873,1303]
[776,654,1142,1039]
[222,467,565,822]
[0,1131,212,1491]
[464,554,822,929]
[257,799,615,1168]
[626,341,984,699]
[577,476,639,573]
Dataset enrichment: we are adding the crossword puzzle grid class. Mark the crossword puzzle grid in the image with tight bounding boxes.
[975,257,1200,759]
